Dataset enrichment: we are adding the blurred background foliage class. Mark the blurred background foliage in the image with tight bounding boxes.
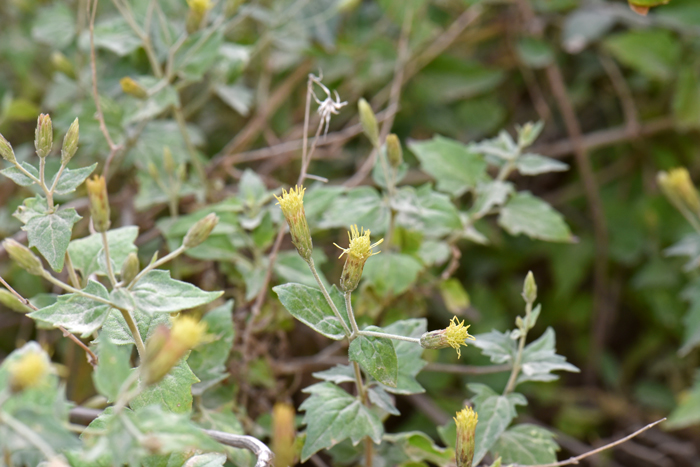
[1,0,700,465]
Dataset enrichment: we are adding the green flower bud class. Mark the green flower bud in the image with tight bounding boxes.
[142,316,206,385]
[454,406,478,467]
[522,271,537,304]
[61,118,79,164]
[386,134,402,168]
[163,147,176,175]
[358,98,379,148]
[119,77,149,99]
[51,51,76,79]
[86,175,111,233]
[3,239,45,276]
[658,168,700,215]
[35,114,53,158]
[183,213,219,249]
[515,121,543,148]
[335,225,383,293]
[121,252,140,284]
[275,186,313,261]
[0,133,16,163]
[186,0,213,33]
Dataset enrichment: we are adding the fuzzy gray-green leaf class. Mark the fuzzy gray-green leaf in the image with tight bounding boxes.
[349,328,398,387]
[24,208,81,272]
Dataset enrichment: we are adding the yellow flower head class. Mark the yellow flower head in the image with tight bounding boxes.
[171,315,207,350]
[658,168,700,214]
[9,350,50,392]
[275,185,313,260]
[187,0,213,14]
[454,406,478,467]
[454,406,478,431]
[445,317,475,358]
[335,225,383,261]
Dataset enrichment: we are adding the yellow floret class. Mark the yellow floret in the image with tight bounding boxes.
[171,315,207,350]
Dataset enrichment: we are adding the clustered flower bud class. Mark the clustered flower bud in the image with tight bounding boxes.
[3,239,45,276]
[61,118,79,164]
[119,77,149,99]
[142,315,207,385]
[186,0,213,33]
[0,133,16,163]
[522,271,537,304]
[183,213,219,249]
[275,185,313,261]
[454,406,478,467]
[9,349,50,393]
[358,98,379,148]
[420,316,475,358]
[658,168,700,215]
[86,175,111,232]
[386,134,402,169]
[35,113,53,158]
[334,225,383,293]
[121,252,140,285]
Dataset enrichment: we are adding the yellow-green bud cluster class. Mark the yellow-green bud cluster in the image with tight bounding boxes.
[522,271,537,304]
[275,185,313,261]
[9,349,50,393]
[386,134,402,168]
[120,77,149,99]
[183,213,219,249]
[86,175,111,232]
[454,406,478,467]
[142,315,207,385]
[3,239,45,276]
[61,118,79,164]
[358,98,379,148]
[420,316,475,358]
[335,225,383,293]
[0,133,16,163]
[35,114,53,158]
[658,168,700,216]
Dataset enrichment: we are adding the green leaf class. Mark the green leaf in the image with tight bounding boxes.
[129,270,223,313]
[394,185,462,238]
[100,307,169,346]
[362,252,423,296]
[516,38,554,69]
[471,181,514,218]
[516,154,569,176]
[349,327,398,387]
[91,17,142,56]
[379,319,428,395]
[274,250,331,289]
[28,280,111,337]
[13,196,49,225]
[492,424,559,465]
[134,405,223,453]
[1,162,39,186]
[517,328,580,384]
[67,226,139,278]
[23,208,81,272]
[439,278,470,314]
[313,364,356,384]
[273,283,350,340]
[408,135,488,196]
[367,386,400,415]
[673,66,700,130]
[473,330,517,364]
[666,375,700,429]
[603,29,681,82]
[196,408,254,467]
[319,187,389,234]
[300,382,384,461]
[383,431,453,465]
[50,163,97,194]
[215,84,253,116]
[498,192,573,243]
[188,301,235,395]
[0,289,32,313]
[468,383,527,465]
[183,453,227,467]
[31,3,75,49]
[126,85,180,123]
[94,337,132,402]
[132,360,199,414]
[174,29,224,81]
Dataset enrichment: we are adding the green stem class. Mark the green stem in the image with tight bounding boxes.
[41,272,114,307]
[101,231,118,287]
[503,300,532,395]
[358,330,421,344]
[48,162,67,195]
[127,245,186,290]
[120,308,146,359]
[64,252,81,288]
[306,258,352,337]
[352,361,367,403]
[1,410,57,460]
[12,161,42,185]
[345,292,360,337]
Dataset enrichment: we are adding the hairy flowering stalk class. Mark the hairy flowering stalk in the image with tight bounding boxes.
[420,316,475,358]
[86,175,111,232]
[275,185,313,261]
[454,406,478,467]
[142,316,207,385]
[335,225,383,293]
[9,349,50,393]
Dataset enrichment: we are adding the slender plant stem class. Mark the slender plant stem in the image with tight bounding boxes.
[48,162,67,194]
[307,259,351,337]
[128,245,186,289]
[12,162,42,185]
[503,301,532,395]
[358,330,421,344]
[64,252,81,289]
[1,410,57,460]
[41,272,113,307]
[352,362,367,403]
[344,292,360,336]
[101,231,118,287]
[365,438,374,467]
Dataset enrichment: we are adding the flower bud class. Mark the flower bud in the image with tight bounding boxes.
[183,213,219,249]
[658,168,700,215]
[273,402,297,467]
[86,175,111,232]
[420,316,475,358]
[61,118,79,164]
[119,77,149,99]
[0,133,16,163]
[454,406,478,467]
[35,113,53,158]
[51,51,76,79]
[186,0,213,33]
[121,252,140,284]
[275,186,313,261]
[358,98,379,148]
[3,239,45,276]
[142,316,206,385]
[0,289,31,313]
[9,349,50,392]
[163,147,176,175]
[148,162,160,181]
[516,121,543,148]
[386,134,402,168]
[629,2,649,15]
[522,271,537,304]
[335,225,383,293]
